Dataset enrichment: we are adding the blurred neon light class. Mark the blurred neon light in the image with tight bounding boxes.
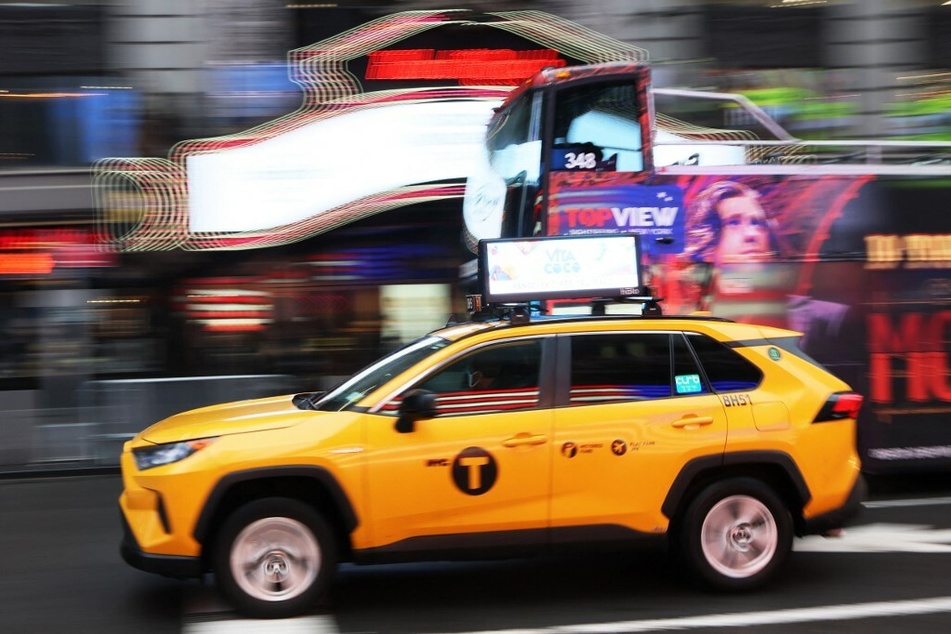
[365,49,566,84]
[93,10,646,252]
[0,253,55,275]
[175,282,274,332]
[0,228,96,249]
[0,228,115,274]
[187,98,500,232]
[0,92,106,99]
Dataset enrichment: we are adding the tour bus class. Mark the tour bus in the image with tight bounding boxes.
[461,61,951,475]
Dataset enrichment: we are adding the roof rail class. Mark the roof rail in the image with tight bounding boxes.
[466,293,664,324]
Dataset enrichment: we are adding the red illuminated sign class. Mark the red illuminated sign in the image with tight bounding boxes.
[0,228,114,275]
[366,49,566,85]
[0,253,55,275]
[0,228,91,249]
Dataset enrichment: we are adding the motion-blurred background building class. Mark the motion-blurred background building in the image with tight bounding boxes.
[0,0,949,470]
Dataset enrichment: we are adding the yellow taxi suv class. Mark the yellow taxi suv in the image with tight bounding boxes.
[119,235,865,618]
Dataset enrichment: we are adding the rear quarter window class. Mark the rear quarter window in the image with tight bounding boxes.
[768,335,826,369]
[686,332,763,392]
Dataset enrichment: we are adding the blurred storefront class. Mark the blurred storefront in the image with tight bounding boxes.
[0,200,469,470]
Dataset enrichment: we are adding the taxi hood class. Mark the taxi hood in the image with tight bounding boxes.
[137,394,324,445]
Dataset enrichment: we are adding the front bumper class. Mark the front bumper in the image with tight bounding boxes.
[800,474,867,536]
[120,513,202,579]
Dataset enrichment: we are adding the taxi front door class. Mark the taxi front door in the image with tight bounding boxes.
[363,339,553,554]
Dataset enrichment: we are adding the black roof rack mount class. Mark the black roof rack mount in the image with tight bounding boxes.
[466,293,664,323]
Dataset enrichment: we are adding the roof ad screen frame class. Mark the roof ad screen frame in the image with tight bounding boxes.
[478,234,644,304]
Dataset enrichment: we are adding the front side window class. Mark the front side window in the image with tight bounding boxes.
[464,91,544,243]
[405,340,544,416]
[486,91,543,187]
[569,333,672,405]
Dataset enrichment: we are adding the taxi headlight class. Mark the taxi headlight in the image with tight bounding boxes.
[132,438,217,470]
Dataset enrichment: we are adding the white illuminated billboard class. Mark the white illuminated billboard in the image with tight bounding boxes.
[478,234,643,303]
[186,98,502,233]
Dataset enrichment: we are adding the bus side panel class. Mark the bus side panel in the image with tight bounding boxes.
[546,172,951,474]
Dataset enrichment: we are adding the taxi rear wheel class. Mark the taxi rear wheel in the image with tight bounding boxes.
[214,497,337,618]
[677,478,792,591]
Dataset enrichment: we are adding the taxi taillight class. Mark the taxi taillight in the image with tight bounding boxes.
[813,392,864,423]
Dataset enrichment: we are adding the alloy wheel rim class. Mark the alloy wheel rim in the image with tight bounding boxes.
[230,516,321,602]
[700,494,778,579]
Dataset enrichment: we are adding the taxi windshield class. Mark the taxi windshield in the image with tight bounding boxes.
[311,336,451,412]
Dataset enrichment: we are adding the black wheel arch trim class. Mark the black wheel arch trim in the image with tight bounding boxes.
[192,465,359,544]
[661,451,811,520]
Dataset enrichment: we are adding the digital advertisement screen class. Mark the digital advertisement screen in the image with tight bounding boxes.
[478,234,643,303]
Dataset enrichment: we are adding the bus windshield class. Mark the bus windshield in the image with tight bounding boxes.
[486,90,543,237]
[551,81,644,172]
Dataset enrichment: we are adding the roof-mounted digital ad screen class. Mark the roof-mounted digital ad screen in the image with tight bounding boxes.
[478,234,644,304]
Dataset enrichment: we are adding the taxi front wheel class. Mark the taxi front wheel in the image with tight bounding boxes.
[214,497,338,618]
[677,478,792,591]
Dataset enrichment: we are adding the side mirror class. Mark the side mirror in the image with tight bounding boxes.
[291,392,325,410]
[395,389,437,433]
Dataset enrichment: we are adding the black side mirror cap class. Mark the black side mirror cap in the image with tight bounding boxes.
[292,392,324,410]
[395,389,437,433]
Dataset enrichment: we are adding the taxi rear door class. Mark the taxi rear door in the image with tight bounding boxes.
[549,331,729,537]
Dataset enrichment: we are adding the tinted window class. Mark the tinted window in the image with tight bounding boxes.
[487,94,535,149]
[768,335,823,367]
[410,340,543,416]
[552,81,644,173]
[686,332,762,392]
[569,333,671,405]
[673,333,710,395]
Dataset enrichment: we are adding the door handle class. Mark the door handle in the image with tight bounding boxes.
[503,434,548,448]
[671,415,715,428]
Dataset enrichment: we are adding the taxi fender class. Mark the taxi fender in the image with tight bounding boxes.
[660,451,811,521]
[192,465,358,545]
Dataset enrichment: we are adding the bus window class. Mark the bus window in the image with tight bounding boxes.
[463,90,543,245]
[484,91,543,237]
[552,82,643,172]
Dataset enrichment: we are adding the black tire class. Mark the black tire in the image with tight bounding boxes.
[214,497,337,618]
[676,478,792,591]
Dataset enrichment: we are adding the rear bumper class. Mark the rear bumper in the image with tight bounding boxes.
[801,474,867,536]
[120,514,203,579]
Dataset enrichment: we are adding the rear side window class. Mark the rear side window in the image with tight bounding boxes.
[686,332,762,392]
[569,333,672,405]
[673,333,710,395]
